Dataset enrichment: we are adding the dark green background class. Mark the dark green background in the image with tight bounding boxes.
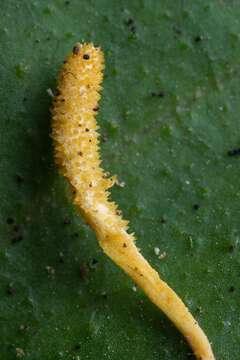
[1,0,240,359]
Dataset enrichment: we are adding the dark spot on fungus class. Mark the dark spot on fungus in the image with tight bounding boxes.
[85,128,89,132]
[73,44,81,55]
[227,147,240,157]
[193,204,200,211]
[93,106,99,111]
[7,217,14,225]
[83,54,90,60]
[78,151,83,156]
[123,243,127,248]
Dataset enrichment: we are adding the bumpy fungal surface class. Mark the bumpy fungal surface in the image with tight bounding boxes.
[51,43,215,360]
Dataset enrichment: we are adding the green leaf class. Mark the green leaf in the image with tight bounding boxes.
[1,0,240,359]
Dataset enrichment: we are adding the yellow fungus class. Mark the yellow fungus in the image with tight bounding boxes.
[51,42,215,360]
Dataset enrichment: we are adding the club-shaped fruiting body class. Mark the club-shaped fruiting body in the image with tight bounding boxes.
[51,42,215,360]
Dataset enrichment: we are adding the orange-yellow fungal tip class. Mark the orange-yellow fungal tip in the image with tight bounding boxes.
[51,43,215,360]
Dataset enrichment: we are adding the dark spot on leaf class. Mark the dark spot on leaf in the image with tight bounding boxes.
[59,252,64,264]
[173,26,182,35]
[130,25,136,34]
[13,225,20,232]
[19,324,29,332]
[124,18,136,34]
[101,292,107,299]
[228,244,235,253]
[125,18,134,26]
[63,219,71,225]
[151,91,165,98]
[102,133,108,143]
[227,148,240,157]
[187,351,195,358]
[79,264,89,279]
[89,258,98,269]
[193,204,200,210]
[194,35,203,43]
[229,286,235,293]
[11,235,23,244]
[7,217,14,225]
[16,174,23,183]
[7,285,16,296]
[160,216,167,224]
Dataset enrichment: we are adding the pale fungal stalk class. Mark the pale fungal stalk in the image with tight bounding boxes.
[51,43,215,360]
